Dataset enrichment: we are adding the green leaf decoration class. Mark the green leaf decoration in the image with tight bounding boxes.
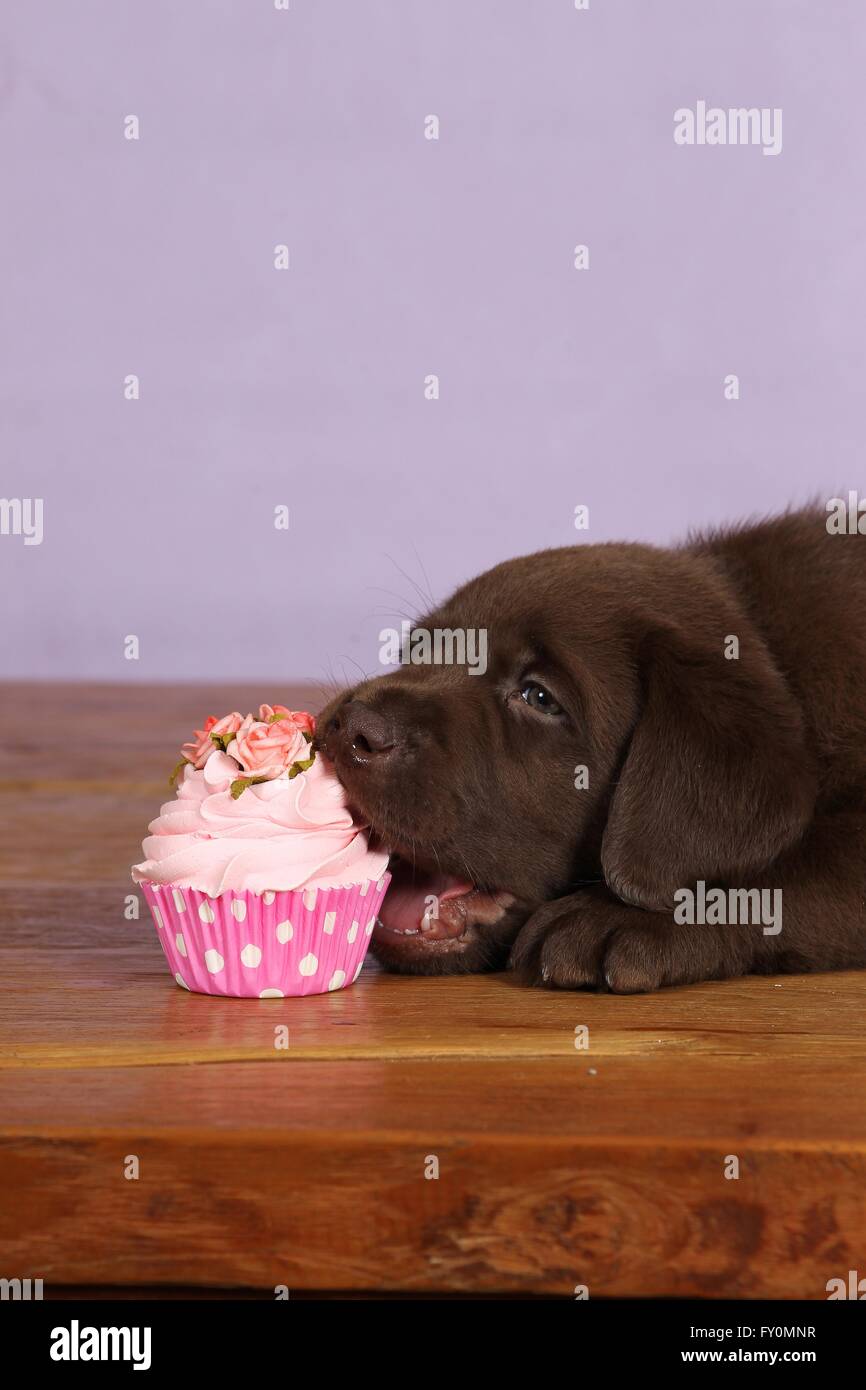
[287,754,316,780]
[302,730,313,743]
[230,774,270,800]
[210,732,237,751]
[267,712,289,723]
[169,757,189,788]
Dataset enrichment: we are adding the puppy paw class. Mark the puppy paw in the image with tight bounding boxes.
[510,888,748,993]
[599,925,667,993]
[509,887,629,990]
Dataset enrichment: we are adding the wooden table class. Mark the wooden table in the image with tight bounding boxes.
[2,682,864,1298]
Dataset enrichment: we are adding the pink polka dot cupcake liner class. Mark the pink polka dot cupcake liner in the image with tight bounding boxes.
[140,876,391,997]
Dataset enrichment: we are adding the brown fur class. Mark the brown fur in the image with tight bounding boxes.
[320,509,866,991]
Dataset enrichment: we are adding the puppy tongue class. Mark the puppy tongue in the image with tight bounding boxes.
[378,867,475,939]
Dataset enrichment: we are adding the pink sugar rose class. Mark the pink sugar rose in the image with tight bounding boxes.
[232,714,308,780]
[259,704,316,737]
[173,705,315,793]
[181,715,217,769]
[292,709,316,737]
[181,711,243,770]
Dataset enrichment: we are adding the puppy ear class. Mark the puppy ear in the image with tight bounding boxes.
[601,624,816,911]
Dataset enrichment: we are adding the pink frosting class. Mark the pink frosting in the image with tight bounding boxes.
[132,750,389,896]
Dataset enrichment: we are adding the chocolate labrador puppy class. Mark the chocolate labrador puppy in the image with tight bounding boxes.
[321,508,866,992]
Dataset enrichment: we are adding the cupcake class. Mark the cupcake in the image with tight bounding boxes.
[132,705,390,997]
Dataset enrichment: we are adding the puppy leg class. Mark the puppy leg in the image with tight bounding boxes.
[509,884,752,991]
[510,811,866,992]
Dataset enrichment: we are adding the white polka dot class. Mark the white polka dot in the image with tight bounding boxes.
[172,888,187,912]
[231,898,247,922]
[175,972,190,990]
[276,919,293,944]
[262,890,275,905]
[365,917,376,936]
[259,988,284,998]
[152,906,163,929]
[204,948,225,974]
[323,911,336,934]
[353,962,364,982]
[347,920,359,943]
[240,944,262,968]
[198,901,215,923]
[175,933,187,957]
[298,953,318,976]
[360,881,369,896]
[328,970,346,991]
[303,888,318,911]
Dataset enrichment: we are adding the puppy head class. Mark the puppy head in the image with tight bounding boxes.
[321,544,816,973]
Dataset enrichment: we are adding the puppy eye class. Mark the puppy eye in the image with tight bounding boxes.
[519,681,562,716]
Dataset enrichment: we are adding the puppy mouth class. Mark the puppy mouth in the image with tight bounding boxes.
[332,763,525,966]
[373,852,516,958]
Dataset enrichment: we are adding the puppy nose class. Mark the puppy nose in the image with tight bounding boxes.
[336,700,397,759]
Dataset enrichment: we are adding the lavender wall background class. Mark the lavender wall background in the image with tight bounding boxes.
[2,0,864,684]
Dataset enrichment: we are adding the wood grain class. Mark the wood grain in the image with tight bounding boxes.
[1,682,864,1296]
[2,1062,863,1296]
